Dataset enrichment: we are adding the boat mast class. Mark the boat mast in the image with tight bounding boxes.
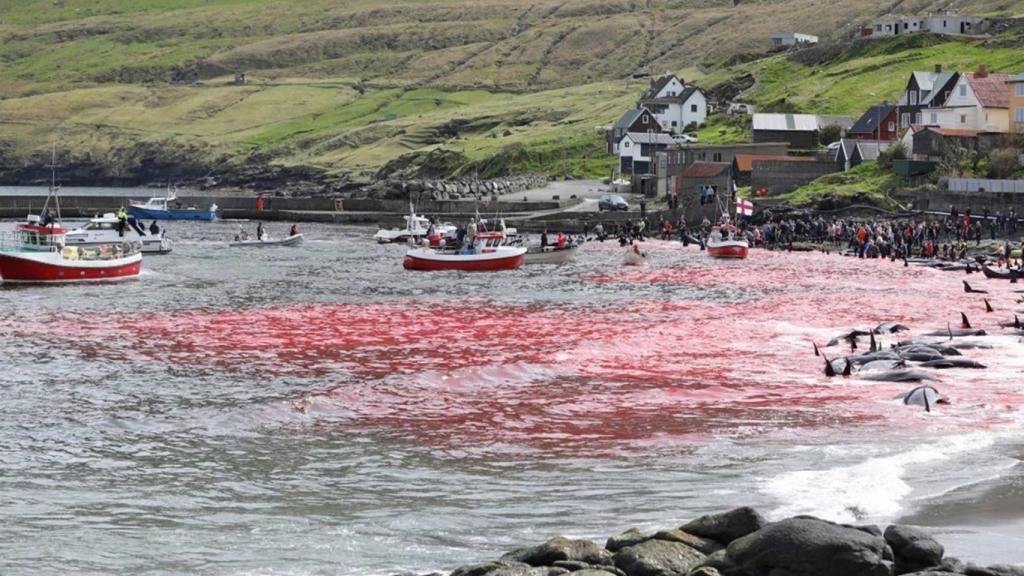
[41,142,62,224]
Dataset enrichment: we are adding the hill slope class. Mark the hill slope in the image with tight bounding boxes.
[0,0,1023,191]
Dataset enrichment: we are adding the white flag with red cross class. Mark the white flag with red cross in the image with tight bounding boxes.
[736,198,753,216]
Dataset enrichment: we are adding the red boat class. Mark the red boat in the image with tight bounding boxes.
[404,231,526,271]
[706,225,749,259]
[0,217,142,284]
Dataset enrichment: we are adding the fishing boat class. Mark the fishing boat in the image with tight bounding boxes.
[706,225,749,259]
[65,213,172,255]
[623,244,647,266]
[524,244,579,265]
[0,152,142,284]
[404,231,526,271]
[129,193,218,221]
[981,263,1024,280]
[228,234,304,248]
[374,208,455,244]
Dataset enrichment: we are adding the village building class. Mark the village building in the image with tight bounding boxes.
[637,74,707,134]
[896,66,959,127]
[606,107,662,155]
[911,126,982,160]
[920,66,1010,132]
[752,113,854,149]
[833,139,889,171]
[618,131,675,176]
[1010,73,1024,133]
[672,142,790,167]
[770,33,818,48]
[678,162,735,205]
[860,14,987,40]
[848,105,899,141]
[732,154,815,186]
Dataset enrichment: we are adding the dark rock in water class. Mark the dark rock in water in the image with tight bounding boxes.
[724,516,892,576]
[885,524,945,574]
[612,539,706,576]
[651,529,723,555]
[939,557,966,573]
[502,537,613,567]
[680,507,767,544]
[606,529,650,552]
[965,565,1024,576]
[450,560,569,576]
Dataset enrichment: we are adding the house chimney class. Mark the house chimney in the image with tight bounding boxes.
[975,64,988,78]
[934,63,942,74]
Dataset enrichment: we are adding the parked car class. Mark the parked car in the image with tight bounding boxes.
[728,102,754,115]
[598,194,629,212]
[673,134,699,144]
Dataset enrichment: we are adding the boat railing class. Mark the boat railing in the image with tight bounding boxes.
[61,240,142,261]
[0,232,61,253]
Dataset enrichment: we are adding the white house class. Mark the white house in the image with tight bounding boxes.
[638,74,708,134]
[771,33,819,47]
[921,67,1010,132]
[618,131,675,176]
[861,14,985,39]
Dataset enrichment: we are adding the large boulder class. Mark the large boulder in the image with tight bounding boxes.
[885,525,944,574]
[652,529,723,555]
[552,561,625,576]
[606,529,649,553]
[502,537,613,567]
[613,539,706,576]
[723,516,893,576]
[680,507,767,544]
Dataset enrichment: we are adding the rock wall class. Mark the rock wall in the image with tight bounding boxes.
[354,175,550,201]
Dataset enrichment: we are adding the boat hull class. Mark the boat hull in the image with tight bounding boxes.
[403,248,526,271]
[524,245,578,265]
[982,264,1023,280]
[0,252,142,284]
[129,206,217,221]
[707,242,749,259]
[228,234,304,248]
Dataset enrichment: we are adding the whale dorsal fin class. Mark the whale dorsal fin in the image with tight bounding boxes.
[813,342,820,357]
[961,313,971,329]
[870,332,877,352]
[842,359,852,377]
[985,299,994,313]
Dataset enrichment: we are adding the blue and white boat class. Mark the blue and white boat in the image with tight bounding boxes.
[129,194,219,221]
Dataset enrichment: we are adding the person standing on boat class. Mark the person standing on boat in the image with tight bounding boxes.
[289,224,298,237]
[116,207,128,237]
[541,229,548,248]
[256,222,265,241]
[149,220,160,235]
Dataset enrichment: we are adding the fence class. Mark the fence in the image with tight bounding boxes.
[945,178,1024,194]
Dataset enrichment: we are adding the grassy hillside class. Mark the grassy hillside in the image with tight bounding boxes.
[1,0,1023,189]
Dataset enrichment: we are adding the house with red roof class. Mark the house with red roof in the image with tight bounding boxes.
[920,65,1010,132]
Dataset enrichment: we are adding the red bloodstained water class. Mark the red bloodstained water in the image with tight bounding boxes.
[14,247,1024,456]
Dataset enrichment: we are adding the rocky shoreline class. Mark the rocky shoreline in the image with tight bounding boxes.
[410,507,1022,576]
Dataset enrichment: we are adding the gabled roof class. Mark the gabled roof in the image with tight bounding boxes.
[965,72,1010,108]
[923,126,981,138]
[623,131,675,145]
[733,154,814,172]
[641,86,702,106]
[920,72,959,107]
[753,113,854,132]
[640,75,682,101]
[682,162,731,178]
[850,105,896,134]
[912,71,937,92]
[613,108,643,130]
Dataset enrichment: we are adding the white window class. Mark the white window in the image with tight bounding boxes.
[960,114,967,124]
[930,112,938,123]
[624,141,631,148]
[888,121,896,131]
[642,115,649,124]
[1015,108,1024,123]
[959,84,967,97]
[909,91,918,105]
[901,113,910,127]
[1016,84,1024,96]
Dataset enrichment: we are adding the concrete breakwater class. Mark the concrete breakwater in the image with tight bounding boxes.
[425,507,1022,576]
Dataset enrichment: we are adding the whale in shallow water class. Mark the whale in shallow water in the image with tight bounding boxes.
[823,356,852,377]
[919,358,986,369]
[860,370,936,382]
[897,386,949,412]
[873,322,909,334]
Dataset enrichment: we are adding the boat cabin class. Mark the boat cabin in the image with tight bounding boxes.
[473,231,506,253]
[10,215,65,251]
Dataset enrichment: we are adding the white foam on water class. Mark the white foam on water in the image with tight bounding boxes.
[762,431,1007,524]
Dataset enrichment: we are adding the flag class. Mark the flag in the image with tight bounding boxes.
[736,198,753,216]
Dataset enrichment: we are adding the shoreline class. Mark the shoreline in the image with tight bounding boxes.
[429,507,1024,576]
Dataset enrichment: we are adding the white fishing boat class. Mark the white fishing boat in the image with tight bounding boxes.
[706,225,749,259]
[65,213,172,254]
[524,244,579,265]
[374,207,455,244]
[228,234,304,248]
[404,231,526,271]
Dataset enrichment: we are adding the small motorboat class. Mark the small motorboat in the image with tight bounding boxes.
[524,244,579,265]
[129,194,218,221]
[404,231,526,271]
[706,225,749,259]
[65,213,172,255]
[623,244,647,266]
[228,234,304,248]
[374,206,455,244]
[981,263,1024,280]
